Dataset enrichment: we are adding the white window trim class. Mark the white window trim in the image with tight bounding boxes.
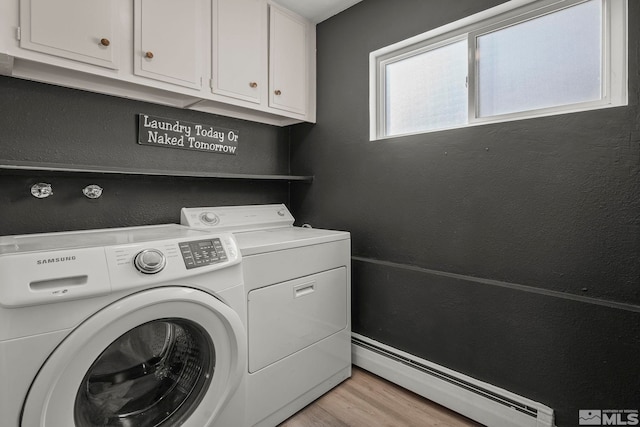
[369,0,628,141]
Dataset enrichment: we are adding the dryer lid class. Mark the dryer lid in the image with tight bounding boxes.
[234,227,349,256]
[180,204,350,255]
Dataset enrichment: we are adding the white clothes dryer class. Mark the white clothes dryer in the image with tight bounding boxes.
[0,224,246,427]
[181,204,351,427]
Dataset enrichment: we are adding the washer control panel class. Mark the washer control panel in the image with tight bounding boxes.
[179,238,227,269]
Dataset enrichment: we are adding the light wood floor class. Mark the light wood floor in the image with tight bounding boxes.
[278,366,484,427]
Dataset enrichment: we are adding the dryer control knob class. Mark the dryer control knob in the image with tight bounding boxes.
[134,249,166,274]
[200,212,220,225]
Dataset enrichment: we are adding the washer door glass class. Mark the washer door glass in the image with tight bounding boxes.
[74,318,214,427]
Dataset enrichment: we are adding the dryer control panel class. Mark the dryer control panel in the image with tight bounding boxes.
[179,238,227,269]
[180,204,294,232]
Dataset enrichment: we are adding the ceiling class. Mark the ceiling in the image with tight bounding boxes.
[273,0,363,24]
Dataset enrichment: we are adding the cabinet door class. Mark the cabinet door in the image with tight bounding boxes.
[134,0,202,89]
[269,5,308,115]
[211,0,265,104]
[19,0,118,69]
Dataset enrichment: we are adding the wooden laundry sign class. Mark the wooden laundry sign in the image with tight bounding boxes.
[137,114,239,155]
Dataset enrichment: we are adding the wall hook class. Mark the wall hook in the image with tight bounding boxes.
[31,183,53,199]
[83,184,103,199]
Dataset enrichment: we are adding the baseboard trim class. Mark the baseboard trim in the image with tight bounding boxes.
[352,333,555,427]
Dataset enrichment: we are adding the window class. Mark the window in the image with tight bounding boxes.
[385,38,468,135]
[370,0,627,140]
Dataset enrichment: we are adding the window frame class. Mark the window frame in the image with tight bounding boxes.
[370,0,628,141]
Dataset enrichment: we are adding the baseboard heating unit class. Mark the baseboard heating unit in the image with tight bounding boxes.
[351,334,554,427]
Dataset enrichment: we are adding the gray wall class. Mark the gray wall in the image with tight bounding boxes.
[290,0,640,425]
[0,76,291,235]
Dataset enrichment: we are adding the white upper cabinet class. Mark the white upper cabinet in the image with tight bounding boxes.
[18,0,119,69]
[211,0,266,104]
[269,4,308,115]
[3,0,315,126]
[134,0,202,89]
[208,1,314,121]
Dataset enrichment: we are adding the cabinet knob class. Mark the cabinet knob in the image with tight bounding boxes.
[249,82,258,88]
[274,89,282,96]
[99,38,110,47]
[145,51,154,59]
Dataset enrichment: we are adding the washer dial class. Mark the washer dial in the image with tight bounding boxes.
[134,249,166,274]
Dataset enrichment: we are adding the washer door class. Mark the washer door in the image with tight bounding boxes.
[22,287,246,427]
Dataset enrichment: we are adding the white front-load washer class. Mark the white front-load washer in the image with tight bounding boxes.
[180,204,351,427]
[0,224,246,427]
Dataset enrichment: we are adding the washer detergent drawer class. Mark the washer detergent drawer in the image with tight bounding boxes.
[248,267,347,373]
